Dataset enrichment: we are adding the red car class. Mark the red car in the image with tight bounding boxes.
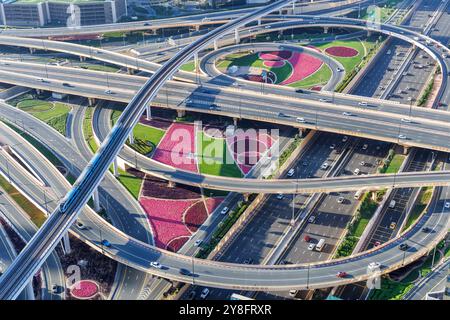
[304,235,311,242]
[374,241,381,247]
[336,272,348,278]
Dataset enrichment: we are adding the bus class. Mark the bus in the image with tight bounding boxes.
[230,293,254,300]
[316,238,326,252]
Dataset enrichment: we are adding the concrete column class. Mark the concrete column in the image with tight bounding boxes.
[194,53,199,73]
[213,39,218,51]
[168,180,175,188]
[195,25,200,31]
[367,30,372,37]
[257,18,261,26]
[177,110,186,118]
[128,132,135,144]
[234,28,240,44]
[298,128,305,138]
[26,283,35,300]
[36,89,42,95]
[92,188,101,212]
[146,104,152,120]
[324,26,329,34]
[233,117,238,127]
[243,193,250,202]
[62,232,71,254]
[79,56,85,62]
[113,157,119,177]
[87,97,96,107]
[292,1,295,13]
[403,146,410,155]
[29,47,35,54]
[127,67,134,75]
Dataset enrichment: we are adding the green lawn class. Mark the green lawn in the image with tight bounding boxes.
[180,61,195,72]
[403,187,433,231]
[197,131,243,178]
[17,99,71,136]
[314,39,368,72]
[117,168,143,200]
[111,110,165,155]
[384,154,405,174]
[78,63,119,73]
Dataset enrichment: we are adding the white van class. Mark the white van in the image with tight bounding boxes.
[316,238,325,252]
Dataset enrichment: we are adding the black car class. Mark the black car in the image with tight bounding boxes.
[422,227,431,233]
[179,268,191,276]
[243,258,253,264]
[399,243,409,251]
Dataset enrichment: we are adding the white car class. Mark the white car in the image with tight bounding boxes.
[200,288,210,299]
[342,111,352,116]
[289,289,298,297]
[104,89,112,94]
[368,262,381,271]
[150,261,162,269]
[321,163,329,170]
[308,216,316,223]
[398,134,407,139]
[336,67,343,72]
[194,239,203,247]
[342,136,348,142]
[337,196,344,204]
[362,144,368,150]
[220,207,229,215]
[296,117,305,123]
[276,193,284,200]
[287,168,295,177]
[358,101,368,106]
[445,202,450,209]
[75,220,85,230]
[308,243,316,251]
[401,118,411,123]
[354,168,360,175]
[319,98,330,103]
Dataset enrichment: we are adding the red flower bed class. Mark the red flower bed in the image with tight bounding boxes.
[141,174,202,199]
[205,197,225,214]
[166,236,190,252]
[259,50,292,60]
[152,123,198,173]
[184,200,209,233]
[70,280,99,299]
[325,46,359,57]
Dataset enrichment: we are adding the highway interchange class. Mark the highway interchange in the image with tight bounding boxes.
[0,0,449,300]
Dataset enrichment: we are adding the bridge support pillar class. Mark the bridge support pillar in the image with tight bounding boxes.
[29,47,35,54]
[168,180,175,188]
[233,117,238,127]
[127,67,134,75]
[146,104,152,120]
[26,282,35,300]
[195,25,200,32]
[257,18,262,26]
[177,110,186,118]
[298,128,306,138]
[213,39,218,51]
[62,232,71,254]
[234,28,240,44]
[324,26,329,34]
[292,1,295,13]
[367,30,372,37]
[113,157,119,177]
[92,188,101,212]
[79,56,86,62]
[88,97,96,107]
[128,132,135,145]
[403,146,410,155]
[194,53,199,73]
[243,193,250,202]
[36,89,42,95]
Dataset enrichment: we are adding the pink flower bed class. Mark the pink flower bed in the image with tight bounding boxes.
[152,123,198,173]
[226,131,274,175]
[311,86,323,91]
[259,50,292,60]
[325,46,359,57]
[140,197,195,249]
[263,60,286,68]
[70,280,99,299]
[140,197,221,251]
[280,52,323,85]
